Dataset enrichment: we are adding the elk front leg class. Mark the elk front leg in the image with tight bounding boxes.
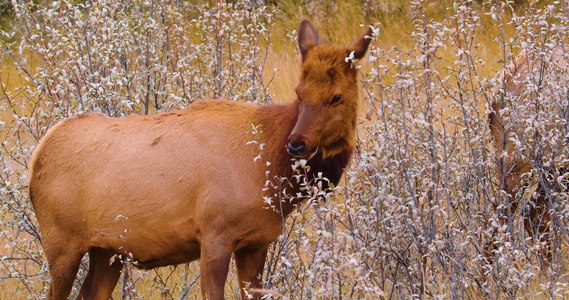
[235,246,269,300]
[200,241,232,300]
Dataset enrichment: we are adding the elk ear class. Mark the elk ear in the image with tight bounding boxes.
[349,27,373,60]
[298,19,320,58]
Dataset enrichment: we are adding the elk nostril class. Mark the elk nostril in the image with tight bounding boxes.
[287,141,306,156]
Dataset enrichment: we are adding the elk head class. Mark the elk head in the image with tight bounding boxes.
[287,20,372,160]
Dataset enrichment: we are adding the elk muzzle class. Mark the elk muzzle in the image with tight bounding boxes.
[287,139,306,157]
[287,104,321,159]
[287,134,318,159]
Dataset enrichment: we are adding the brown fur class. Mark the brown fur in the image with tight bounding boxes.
[488,46,568,260]
[28,19,372,300]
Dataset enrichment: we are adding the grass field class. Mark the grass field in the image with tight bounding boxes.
[1,0,569,299]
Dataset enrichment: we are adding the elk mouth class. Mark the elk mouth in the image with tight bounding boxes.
[286,142,319,160]
[307,146,319,160]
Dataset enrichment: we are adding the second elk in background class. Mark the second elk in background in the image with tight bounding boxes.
[489,46,569,265]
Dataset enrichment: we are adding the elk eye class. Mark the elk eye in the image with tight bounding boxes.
[330,95,342,105]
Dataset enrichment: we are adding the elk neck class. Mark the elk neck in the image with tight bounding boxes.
[254,100,353,217]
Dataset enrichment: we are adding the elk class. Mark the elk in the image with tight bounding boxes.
[28,19,372,300]
[488,46,568,261]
